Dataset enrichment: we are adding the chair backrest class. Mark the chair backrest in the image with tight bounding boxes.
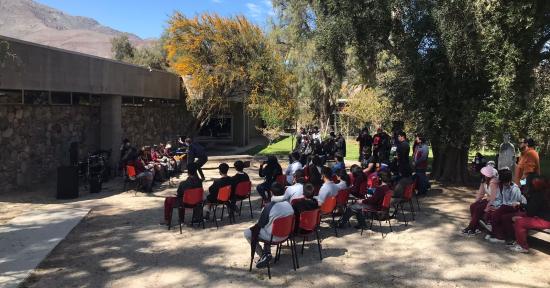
[320,196,337,214]
[403,183,414,200]
[336,189,350,206]
[276,174,286,185]
[348,172,355,185]
[183,187,204,206]
[367,174,379,188]
[217,185,232,202]
[290,197,303,206]
[332,175,339,183]
[299,209,320,231]
[271,214,294,238]
[235,181,252,197]
[126,165,136,178]
[381,190,393,210]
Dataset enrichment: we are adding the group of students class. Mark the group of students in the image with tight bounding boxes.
[463,138,547,253]
[160,160,250,226]
[294,127,347,163]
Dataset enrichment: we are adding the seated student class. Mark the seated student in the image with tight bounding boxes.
[204,163,233,218]
[485,168,527,243]
[160,163,203,226]
[230,160,251,210]
[285,152,303,185]
[350,165,366,199]
[307,155,323,189]
[461,166,499,236]
[292,183,319,232]
[338,171,392,229]
[335,169,351,191]
[271,170,306,203]
[316,167,340,206]
[509,176,550,253]
[331,155,346,175]
[134,150,154,192]
[257,155,283,201]
[244,183,294,269]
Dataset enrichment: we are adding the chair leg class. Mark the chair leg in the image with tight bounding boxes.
[415,195,421,211]
[221,205,225,224]
[332,212,338,237]
[249,255,254,272]
[401,204,408,226]
[315,229,323,260]
[289,239,297,271]
[168,208,173,231]
[387,216,393,232]
[179,207,183,234]
[409,200,415,220]
[292,238,300,269]
[239,200,244,217]
[267,256,272,279]
[248,195,253,219]
[213,205,219,229]
[301,237,306,255]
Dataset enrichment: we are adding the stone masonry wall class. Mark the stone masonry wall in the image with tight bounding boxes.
[121,105,190,148]
[0,105,100,193]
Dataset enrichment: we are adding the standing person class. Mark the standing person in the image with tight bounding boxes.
[393,131,413,198]
[161,163,203,226]
[356,127,373,162]
[257,156,283,202]
[336,133,347,158]
[373,128,391,164]
[498,133,516,175]
[285,152,303,185]
[514,138,540,190]
[413,134,430,195]
[295,128,305,151]
[185,138,208,181]
[312,127,322,142]
[244,183,294,268]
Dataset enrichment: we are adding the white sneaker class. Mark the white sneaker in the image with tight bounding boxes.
[485,234,492,241]
[488,237,505,244]
[509,244,528,253]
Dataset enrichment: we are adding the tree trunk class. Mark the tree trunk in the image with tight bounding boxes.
[431,141,470,184]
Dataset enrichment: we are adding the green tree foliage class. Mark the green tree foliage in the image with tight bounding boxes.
[111,35,135,62]
[110,35,168,70]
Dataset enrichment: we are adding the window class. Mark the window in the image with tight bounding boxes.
[0,89,23,104]
[24,90,49,105]
[72,93,90,105]
[122,96,134,106]
[90,94,101,106]
[50,91,72,105]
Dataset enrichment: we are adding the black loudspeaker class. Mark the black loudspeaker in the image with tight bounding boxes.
[57,166,79,199]
[69,142,79,166]
[89,175,102,193]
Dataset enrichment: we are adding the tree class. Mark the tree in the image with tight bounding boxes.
[341,87,392,129]
[165,13,295,134]
[111,35,135,61]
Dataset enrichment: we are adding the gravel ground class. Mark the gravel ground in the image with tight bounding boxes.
[2,161,550,288]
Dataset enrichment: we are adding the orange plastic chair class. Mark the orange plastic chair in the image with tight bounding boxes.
[169,187,205,234]
[320,196,338,236]
[249,214,297,279]
[235,181,253,219]
[209,185,232,228]
[362,190,394,237]
[395,183,415,225]
[295,209,322,266]
[123,165,139,193]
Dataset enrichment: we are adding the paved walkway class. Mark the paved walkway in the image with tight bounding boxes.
[0,207,90,288]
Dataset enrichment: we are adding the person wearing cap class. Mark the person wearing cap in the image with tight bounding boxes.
[514,138,540,189]
[461,166,500,236]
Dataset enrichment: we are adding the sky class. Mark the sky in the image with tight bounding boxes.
[35,0,275,39]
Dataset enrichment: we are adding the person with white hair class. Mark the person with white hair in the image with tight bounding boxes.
[461,166,500,236]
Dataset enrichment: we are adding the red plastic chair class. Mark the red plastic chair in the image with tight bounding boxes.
[320,196,338,236]
[362,190,394,237]
[249,214,297,279]
[235,181,253,219]
[412,178,421,211]
[335,188,350,212]
[169,187,205,234]
[123,165,140,193]
[290,197,303,206]
[367,174,379,188]
[294,209,322,267]
[359,180,369,197]
[394,183,415,226]
[348,172,355,185]
[276,174,287,186]
[208,185,232,228]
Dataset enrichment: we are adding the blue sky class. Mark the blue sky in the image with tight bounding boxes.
[35,0,275,39]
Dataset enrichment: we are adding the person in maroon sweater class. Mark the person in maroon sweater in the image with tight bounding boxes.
[338,171,392,229]
[134,150,154,192]
[350,165,366,199]
[160,163,203,225]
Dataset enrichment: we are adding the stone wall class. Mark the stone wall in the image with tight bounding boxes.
[0,105,100,192]
[121,104,190,148]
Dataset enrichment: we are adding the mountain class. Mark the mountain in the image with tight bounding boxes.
[0,0,153,59]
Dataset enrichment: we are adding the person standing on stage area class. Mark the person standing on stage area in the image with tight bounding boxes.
[356,127,373,162]
[185,138,208,181]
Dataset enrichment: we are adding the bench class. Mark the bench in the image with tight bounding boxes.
[479,219,550,243]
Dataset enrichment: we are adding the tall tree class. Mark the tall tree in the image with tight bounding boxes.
[165,13,295,133]
[110,35,135,61]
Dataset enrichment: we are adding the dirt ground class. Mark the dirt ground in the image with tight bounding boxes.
[2,161,550,288]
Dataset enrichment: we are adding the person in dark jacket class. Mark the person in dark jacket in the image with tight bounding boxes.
[292,183,319,232]
[338,171,392,229]
[185,138,208,181]
[257,156,283,201]
[356,127,373,162]
[307,155,324,189]
[336,133,347,158]
[350,165,366,199]
[161,163,203,225]
[205,163,233,203]
[230,160,251,210]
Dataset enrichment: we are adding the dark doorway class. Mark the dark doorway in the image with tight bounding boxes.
[198,117,232,138]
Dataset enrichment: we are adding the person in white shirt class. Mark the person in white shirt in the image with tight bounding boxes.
[271,170,305,202]
[285,152,303,185]
[316,167,340,206]
[244,183,294,269]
